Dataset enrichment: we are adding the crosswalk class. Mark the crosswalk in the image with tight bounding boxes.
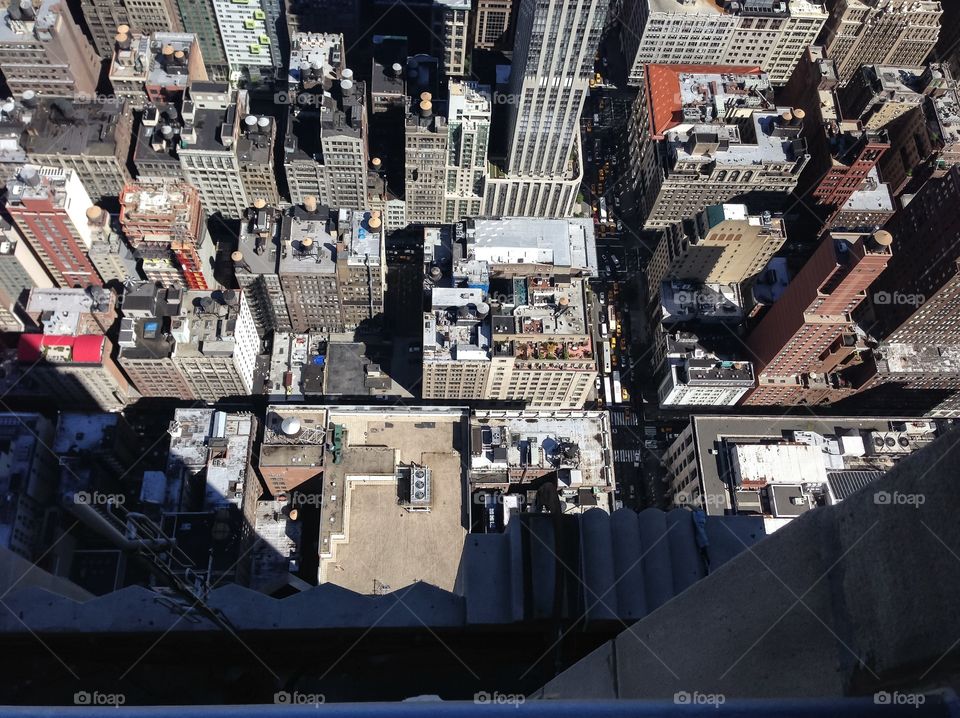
[614,449,638,463]
[609,409,639,427]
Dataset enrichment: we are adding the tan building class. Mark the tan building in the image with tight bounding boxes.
[648,204,787,300]
[22,98,133,203]
[0,0,100,99]
[473,0,512,50]
[422,218,600,409]
[822,0,943,85]
[80,0,183,58]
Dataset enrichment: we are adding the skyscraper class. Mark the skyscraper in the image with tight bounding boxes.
[4,166,101,288]
[444,81,491,223]
[483,0,606,218]
[822,0,943,85]
[743,230,893,406]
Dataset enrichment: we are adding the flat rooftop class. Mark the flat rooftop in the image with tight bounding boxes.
[841,167,893,212]
[649,0,725,14]
[279,207,336,275]
[468,218,597,274]
[877,342,960,375]
[661,280,743,323]
[470,410,614,498]
[316,407,469,594]
[22,99,127,158]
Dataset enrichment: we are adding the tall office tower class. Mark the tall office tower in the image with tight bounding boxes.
[4,166,101,287]
[117,284,260,400]
[433,0,470,78]
[109,32,208,109]
[0,221,54,331]
[822,0,943,85]
[21,98,133,203]
[935,1,960,75]
[646,204,788,303]
[80,0,183,58]
[133,101,188,183]
[743,230,893,406]
[841,63,959,194]
[621,0,828,87]
[640,66,810,230]
[473,0,512,50]
[421,218,599,408]
[483,0,606,218]
[85,206,139,286]
[119,182,215,290]
[233,202,292,335]
[444,81,491,223]
[405,94,449,224]
[287,36,369,209]
[210,0,282,85]
[278,200,386,332]
[284,33,343,204]
[370,36,410,198]
[177,83,257,219]
[783,47,891,227]
[174,0,229,81]
[0,414,57,559]
[0,0,100,99]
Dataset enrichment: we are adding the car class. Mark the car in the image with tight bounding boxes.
[610,337,617,348]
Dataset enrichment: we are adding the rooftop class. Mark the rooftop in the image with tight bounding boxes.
[21,98,128,158]
[265,331,326,400]
[469,410,615,512]
[279,205,336,275]
[876,342,960,375]
[661,280,744,323]
[839,167,894,211]
[323,341,394,396]
[167,408,254,510]
[678,415,944,519]
[467,218,597,274]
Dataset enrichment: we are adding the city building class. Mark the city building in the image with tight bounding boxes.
[117,284,260,401]
[433,0,470,78]
[173,0,229,80]
[646,204,788,303]
[4,166,101,287]
[828,167,895,232]
[821,0,943,85]
[621,0,828,87]
[405,93,449,224]
[109,32,207,108]
[0,0,100,98]
[369,36,409,199]
[0,413,57,559]
[25,285,117,336]
[472,0,512,50]
[662,414,943,530]
[640,65,810,229]
[132,101,188,183]
[858,166,960,415]
[482,0,606,218]
[841,63,958,194]
[80,1,183,58]
[444,81,491,223]
[84,206,139,286]
[284,34,370,209]
[119,182,215,290]
[20,98,134,202]
[782,47,891,226]
[278,200,386,332]
[744,230,894,406]
[258,405,469,592]
[233,202,291,335]
[469,410,616,517]
[177,83,275,219]
[209,0,281,85]
[656,332,755,407]
[166,408,255,511]
[15,332,130,411]
[422,218,599,408]
[0,221,54,331]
